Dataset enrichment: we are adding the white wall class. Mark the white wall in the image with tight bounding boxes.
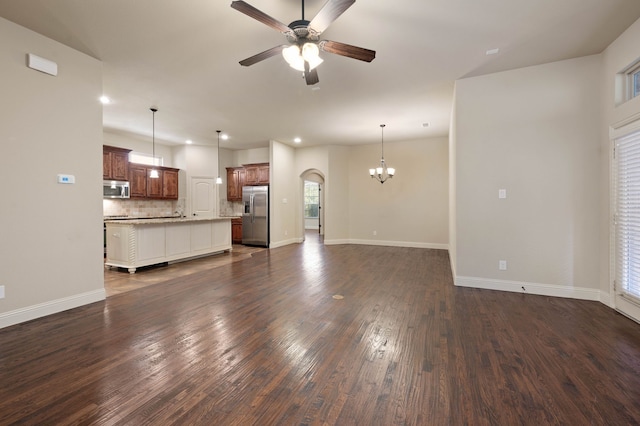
[271,140,449,247]
[233,147,269,166]
[453,55,602,299]
[270,141,298,247]
[103,130,174,167]
[325,146,351,243]
[348,137,449,248]
[0,17,104,327]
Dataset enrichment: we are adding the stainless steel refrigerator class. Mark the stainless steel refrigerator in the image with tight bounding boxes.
[242,185,269,247]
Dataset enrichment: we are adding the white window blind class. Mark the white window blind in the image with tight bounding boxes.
[615,129,640,304]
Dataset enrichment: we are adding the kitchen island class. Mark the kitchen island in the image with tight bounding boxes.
[105,217,234,273]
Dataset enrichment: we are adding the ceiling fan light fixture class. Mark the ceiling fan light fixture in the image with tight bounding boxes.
[302,42,323,70]
[282,45,304,71]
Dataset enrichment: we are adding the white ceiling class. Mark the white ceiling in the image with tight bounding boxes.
[1,0,640,150]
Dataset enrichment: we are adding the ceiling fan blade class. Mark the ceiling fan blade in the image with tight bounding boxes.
[231,1,293,35]
[308,0,355,34]
[320,40,376,62]
[304,61,319,85]
[239,45,287,66]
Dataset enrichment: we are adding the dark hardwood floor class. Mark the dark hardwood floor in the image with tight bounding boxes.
[2,234,640,425]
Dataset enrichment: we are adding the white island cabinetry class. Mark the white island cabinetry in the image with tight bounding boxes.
[105,217,233,273]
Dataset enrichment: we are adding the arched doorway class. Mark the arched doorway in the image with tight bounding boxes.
[300,169,325,243]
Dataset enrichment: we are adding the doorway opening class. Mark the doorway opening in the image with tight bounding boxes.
[300,169,325,243]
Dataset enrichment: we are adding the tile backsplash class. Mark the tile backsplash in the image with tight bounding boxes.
[219,200,244,217]
[103,198,242,218]
[103,199,184,218]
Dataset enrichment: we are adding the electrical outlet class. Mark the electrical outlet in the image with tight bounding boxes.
[284,230,288,236]
[373,230,377,236]
[0,285,4,299]
[499,260,507,270]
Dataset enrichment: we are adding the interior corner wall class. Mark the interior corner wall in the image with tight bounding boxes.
[449,89,458,276]
[0,17,104,328]
[270,140,297,247]
[324,146,350,243]
[347,137,449,248]
[453,55,602,299]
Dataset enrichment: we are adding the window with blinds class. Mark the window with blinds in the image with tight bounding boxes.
[615,128,640,305]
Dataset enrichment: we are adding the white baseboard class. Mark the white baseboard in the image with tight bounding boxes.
[0,289,106,329]
[324,238,448,250]
[455,275,601,301]
[324,239,350,245]
[599,291,612,307]
[269,237,303,249]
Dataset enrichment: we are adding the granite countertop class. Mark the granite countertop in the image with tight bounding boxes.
[104,216,236,224]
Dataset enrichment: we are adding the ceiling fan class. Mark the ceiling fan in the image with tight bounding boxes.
[230,0,376,85]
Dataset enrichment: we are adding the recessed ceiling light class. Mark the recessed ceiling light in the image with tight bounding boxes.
[486,48,500,56]
[185,139,193,144]
[294,137,301,143]
[99,96,111,104]
[221,134,229,140]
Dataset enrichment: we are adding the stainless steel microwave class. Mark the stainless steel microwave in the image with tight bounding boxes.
[103,180,130,198]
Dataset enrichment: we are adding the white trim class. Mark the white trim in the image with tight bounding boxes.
[615,297,640,324]
[0,289,106,329]
[323,238,448,250]
[269,237,303,249]
[324,239,350,245]
[610,113,640,138]
[600,291,612,307]
[455,276,601,301]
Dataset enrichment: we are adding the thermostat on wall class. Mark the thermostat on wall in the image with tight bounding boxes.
[57,174,75,184]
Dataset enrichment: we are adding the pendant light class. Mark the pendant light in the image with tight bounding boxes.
[216,130,223,185]
[369,124,395,184]
[149,107,159,179]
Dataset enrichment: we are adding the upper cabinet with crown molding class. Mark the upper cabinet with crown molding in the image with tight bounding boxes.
[243,163,269,186]
[103,145,131,181]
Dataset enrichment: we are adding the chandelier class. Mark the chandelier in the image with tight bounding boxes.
[149,107,159,179]
[216,130,223,185]
[369,124,395,184]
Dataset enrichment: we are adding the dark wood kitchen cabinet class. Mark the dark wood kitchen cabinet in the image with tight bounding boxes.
[130,165,179,199]
[162,168,179,199]
[103,145,131,181]
[129,165,148,198]
[226,167,245,201]
[243,163,269,186]
[231,218,243,244]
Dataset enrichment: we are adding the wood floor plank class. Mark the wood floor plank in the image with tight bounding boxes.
[2,238,640,425]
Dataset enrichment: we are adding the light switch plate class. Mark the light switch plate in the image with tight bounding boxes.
[498,189,507,199]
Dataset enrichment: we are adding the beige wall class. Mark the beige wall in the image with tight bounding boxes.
[453,55,602,299]
[0,17,104,327]
[348,137,449,247]
[268,138,449,248]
